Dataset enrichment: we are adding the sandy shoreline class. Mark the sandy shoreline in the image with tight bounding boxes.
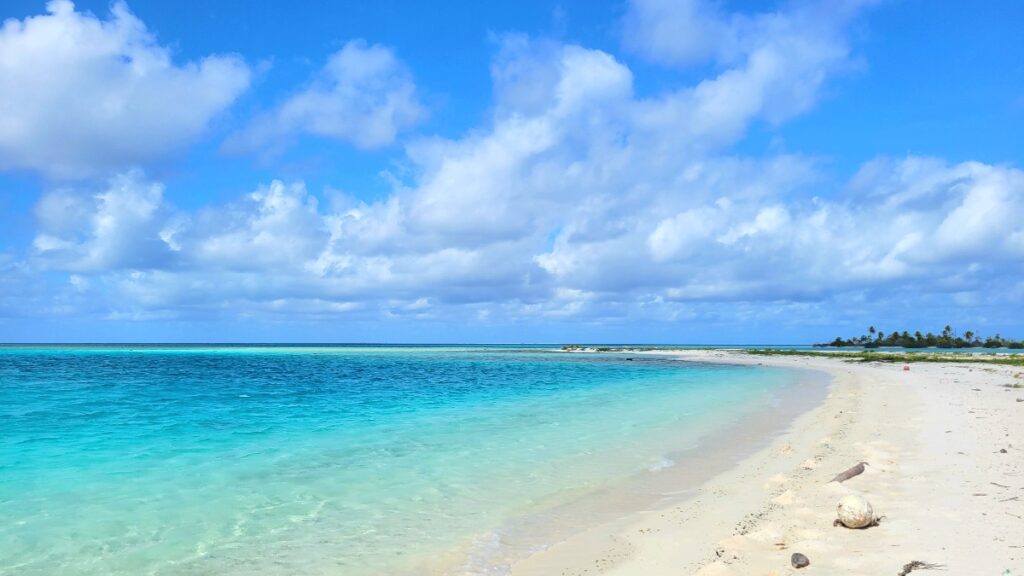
[508,350,1024,575]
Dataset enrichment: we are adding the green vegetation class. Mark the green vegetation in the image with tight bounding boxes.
[746,348,1024,367]
[817,325,1024,349]
[559,344,1024,367]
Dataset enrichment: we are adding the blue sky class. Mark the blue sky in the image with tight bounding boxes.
[0,0,1022,343]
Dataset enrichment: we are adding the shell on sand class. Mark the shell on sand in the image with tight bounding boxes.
[836,494,875,528]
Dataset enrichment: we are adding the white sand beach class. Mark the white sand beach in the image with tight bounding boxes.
[509,350,1024,575]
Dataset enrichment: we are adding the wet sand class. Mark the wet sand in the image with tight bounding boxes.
[509,350,1024,575]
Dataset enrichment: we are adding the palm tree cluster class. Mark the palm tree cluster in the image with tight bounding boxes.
[817,325,1024,349]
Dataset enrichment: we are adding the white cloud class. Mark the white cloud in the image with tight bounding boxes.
[622,0,871,69]
[0,0,251,178]
[227,40,424,154]
[622,0,734,66]
[24,155,1024,323]
[11,4,1024,331]
[647,206,718,262]
[718,205,790,245]
[625,1,868,158]
[192,181,327,271]
[33,171,169,271]
[931,163,1023,258]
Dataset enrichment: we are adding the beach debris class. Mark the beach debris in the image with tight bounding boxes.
[790,552,810,569]
[772,490,796,506]
[896,560,945,575]
[833,494,880,528]
[830,461,868,483]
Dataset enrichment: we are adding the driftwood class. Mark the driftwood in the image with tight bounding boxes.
[830,461,868,483]
[897,560,945,575]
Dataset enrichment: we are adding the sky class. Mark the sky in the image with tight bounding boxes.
[0,0,1022,344]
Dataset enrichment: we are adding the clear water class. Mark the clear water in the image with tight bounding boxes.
[0,346,807,575]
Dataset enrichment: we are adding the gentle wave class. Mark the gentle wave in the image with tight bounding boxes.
[0,346,803,576]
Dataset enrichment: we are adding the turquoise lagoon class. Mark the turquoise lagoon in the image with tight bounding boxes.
[0,346,824,575]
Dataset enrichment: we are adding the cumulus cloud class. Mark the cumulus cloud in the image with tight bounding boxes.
[24,156,1024,324]
[0,0,251,178]
[193,181,328,271]
[622,0,735,66]
[624,0,871,157]
[538,159,1024,303]
[33,171,170,270]
[10,1,1024,332]
[226,40,425,154]
[622,0,870,68]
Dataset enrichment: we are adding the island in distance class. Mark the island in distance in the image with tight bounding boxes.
[817,325,1024,349]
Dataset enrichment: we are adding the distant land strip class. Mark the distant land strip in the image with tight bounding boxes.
[816,326,1024,349]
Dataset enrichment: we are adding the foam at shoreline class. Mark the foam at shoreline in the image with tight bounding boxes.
[432,359,830,575]
[0,347,814,576]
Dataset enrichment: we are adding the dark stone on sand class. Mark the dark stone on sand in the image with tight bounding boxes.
[791,552,810,569]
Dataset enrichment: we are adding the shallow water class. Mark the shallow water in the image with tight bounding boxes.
[0,346,811,575]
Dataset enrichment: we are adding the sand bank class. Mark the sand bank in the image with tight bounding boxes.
[509,350,1024,575]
